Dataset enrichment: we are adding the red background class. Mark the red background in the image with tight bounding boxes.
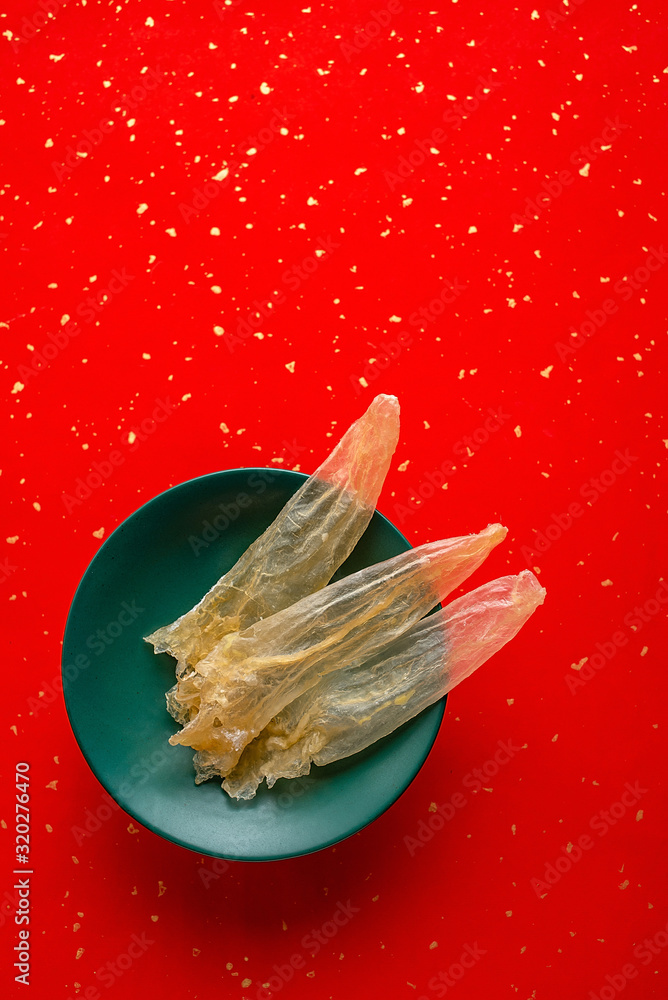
[2,1,667,998]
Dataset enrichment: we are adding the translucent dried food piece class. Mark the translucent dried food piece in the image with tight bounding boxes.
[145,393,400,694]
[169,523,508,781]
[223,571,545,799]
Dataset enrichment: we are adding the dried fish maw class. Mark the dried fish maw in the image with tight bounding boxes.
[222,570,545,798]
[146,393,400,700]
[169,523,507,781]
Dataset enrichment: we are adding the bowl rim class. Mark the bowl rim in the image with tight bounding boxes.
[62,466,446,861]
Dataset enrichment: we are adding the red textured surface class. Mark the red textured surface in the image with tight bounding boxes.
[2,1,667,998]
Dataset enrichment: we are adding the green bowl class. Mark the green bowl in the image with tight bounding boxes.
[62,468,446,861]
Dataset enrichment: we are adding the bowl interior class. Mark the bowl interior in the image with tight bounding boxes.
[62,468,445,861]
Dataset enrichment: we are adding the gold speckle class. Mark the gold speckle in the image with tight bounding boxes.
[72,856,79,865]
[76,947,84,959]
[127,823,139,834]
[193,948,200,957]
[131,887,138,895]
[158,881,166,896]
[619,880,630,890]
[73,922,81,932]
[45,824,53,833]
[150,914,159,922]
[46,779,58,790]
[241,979,252,988]
[282,920,288,931]
[429,940,438,949]
[428,802,437,813]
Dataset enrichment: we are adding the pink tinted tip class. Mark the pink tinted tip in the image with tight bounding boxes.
[421,523,508,606]
[315,394,400,507]
[441,570,546,692]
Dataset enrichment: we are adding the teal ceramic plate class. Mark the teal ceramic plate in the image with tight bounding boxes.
[62,469,446,861]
